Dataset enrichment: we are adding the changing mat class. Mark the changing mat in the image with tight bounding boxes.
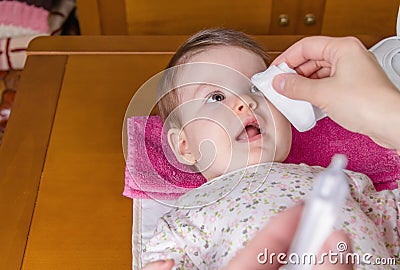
[132,198,175,270]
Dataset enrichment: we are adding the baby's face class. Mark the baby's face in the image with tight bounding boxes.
[169,46,292,180]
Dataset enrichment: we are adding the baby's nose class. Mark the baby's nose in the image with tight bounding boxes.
[234,95,257,112]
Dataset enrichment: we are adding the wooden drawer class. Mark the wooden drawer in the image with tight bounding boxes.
[77,0,400,38]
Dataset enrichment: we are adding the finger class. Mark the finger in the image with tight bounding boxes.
[314,230,353,270]
[271,36,336,67]
[272,73,328,108]
[224,204,304,270]
[142,259,174,270]
[294,60,332,78]
[309,67,332,79]
[272,36,366,71]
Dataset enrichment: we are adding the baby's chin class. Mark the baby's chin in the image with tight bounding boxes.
[203,157,275,181]
[246,152,277,166]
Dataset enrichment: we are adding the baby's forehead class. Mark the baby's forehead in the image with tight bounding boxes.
[174,61,249,82]
[170,63,252,94]
[176,84,209,104]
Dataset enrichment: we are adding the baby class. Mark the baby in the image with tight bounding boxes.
[142,29,399,269]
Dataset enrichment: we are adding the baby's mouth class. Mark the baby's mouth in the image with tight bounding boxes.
[236,121,262,142]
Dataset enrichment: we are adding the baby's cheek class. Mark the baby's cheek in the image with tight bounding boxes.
[202,131,233,172]
[200,128,230,157]
[274,118,292,161]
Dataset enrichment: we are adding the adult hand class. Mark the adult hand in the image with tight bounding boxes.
[223,204,353,270]
[271,36,400,151]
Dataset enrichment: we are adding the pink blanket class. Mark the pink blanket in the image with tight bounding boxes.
[123,116,400,200]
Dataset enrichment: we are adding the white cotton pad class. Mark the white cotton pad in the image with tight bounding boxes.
[251,62,326,132]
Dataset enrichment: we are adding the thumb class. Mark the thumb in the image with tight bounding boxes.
[272,73,325,107]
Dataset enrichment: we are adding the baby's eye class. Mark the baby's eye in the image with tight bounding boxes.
[250,85,261,94]
[206,92,226,103]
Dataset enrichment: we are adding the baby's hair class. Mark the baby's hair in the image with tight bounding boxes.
[157,28,270,128]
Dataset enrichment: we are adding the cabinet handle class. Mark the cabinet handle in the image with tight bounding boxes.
[278,14,289,26]
[304,14,316,26]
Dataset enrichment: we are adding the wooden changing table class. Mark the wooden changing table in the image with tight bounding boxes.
[0,35,380,269]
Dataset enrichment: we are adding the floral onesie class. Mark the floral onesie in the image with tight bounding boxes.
[142,163,400,269]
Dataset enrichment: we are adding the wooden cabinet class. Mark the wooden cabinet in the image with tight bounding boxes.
[268,0,326,35]
[322,0,399,37]
[76,0,400,38]
[269,0,399,37]
[124,0,273,35]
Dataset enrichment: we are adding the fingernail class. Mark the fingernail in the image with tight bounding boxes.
[273,75,286,93]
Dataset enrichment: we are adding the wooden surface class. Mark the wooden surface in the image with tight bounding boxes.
[0,36,175,270]
[26,35,381,56]
[0,55,66,269]
[322,0,400,37]
[125,0,272,35]
[269,0,326,35]
[0,35,382,269]
[76,0,399,38]
[76,0,128,35]
[20,54,170,269]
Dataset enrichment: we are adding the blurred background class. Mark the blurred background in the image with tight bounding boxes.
[0,0,399,144]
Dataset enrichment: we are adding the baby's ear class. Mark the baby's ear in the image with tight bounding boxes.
[167,128,196,165]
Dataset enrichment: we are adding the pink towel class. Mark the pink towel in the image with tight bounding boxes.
[124,116,400,199]
[286,118,400,191]
[123,116,206,200]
